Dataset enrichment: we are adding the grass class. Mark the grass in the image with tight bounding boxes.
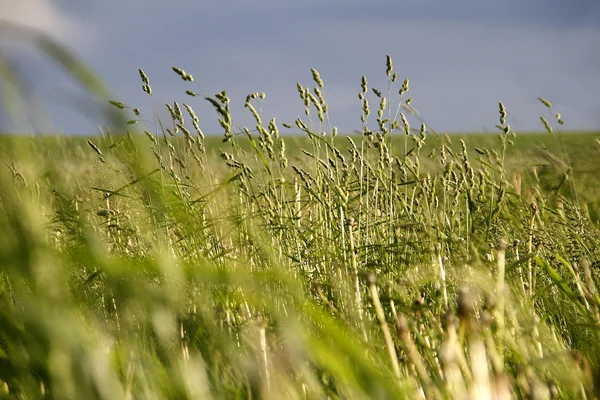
[2,43,600,399]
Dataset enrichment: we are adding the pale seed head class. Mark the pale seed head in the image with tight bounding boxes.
[385,54,393,76]
[540,115,553,133]
[538,97,552,108]
[311,68,324,88]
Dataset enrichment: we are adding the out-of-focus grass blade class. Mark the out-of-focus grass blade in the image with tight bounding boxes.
[0,46,25,128]
[0,20,127,130]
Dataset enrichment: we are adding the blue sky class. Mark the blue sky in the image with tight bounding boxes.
[1,0,599,134]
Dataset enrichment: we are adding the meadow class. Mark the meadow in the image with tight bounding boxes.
[2,44,600,399]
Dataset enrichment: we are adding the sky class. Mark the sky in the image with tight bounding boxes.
[1,0,599,135]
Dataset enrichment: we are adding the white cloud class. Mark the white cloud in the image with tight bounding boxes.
[0,0,86,45]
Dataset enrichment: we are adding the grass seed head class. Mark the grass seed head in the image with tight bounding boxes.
[460,139,468,158]
[109,100,126,109]
[172,66,193,81]
[499,101,507,125]
[166,103,177,121]
[138,68,149,85]
[540,115,553,133]
[400,78,409,95]
[440,144,447,165]
[311,68,324,88]
[192,120,204,140]
[177,123,194,143]
[362,99,370,117]
[296,83,304,99]
[144,130,158,145]
[279,139,288,168]
[378,97,387,118]
[420,123,427,138]
[385,54,393,76]
[139,69,152,94]
[314,87,326,108]
[245,102,262,126]
[268,118,279,139]
[173,102,183,123]
[184,104,199,124]
[400,112,410,135]
[87,140,102,156]
[538,97,552,108]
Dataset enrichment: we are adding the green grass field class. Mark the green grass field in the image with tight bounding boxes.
[2,44,600,399]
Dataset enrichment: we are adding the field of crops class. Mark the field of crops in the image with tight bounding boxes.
[2,49,600,399]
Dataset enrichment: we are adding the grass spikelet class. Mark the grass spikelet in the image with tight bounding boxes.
[400,78,409,96]
[311,68,324,88]
[173,101,183,123]
[296,82,304,98]
[400,112,410,135]
[138,68,151,95]
[268,118,279,139]
[144,130,158,145]
[440,144,447,165]
[172,66,194,82]
[378,97,387,118]
[314,87,327,113]
[540,115,553,133]
[499,101,507,125]
[419,122,427,139]
[87,139,102,156]
[538,97,552,108]
[177,123,194,143]
[108,100,125,109]
[165,103,177,121]
[361,98,370,124]
[385,54,393,76]
[306,92,322,115]
[205,96,231,126]
[295,117,308,131]
[278,139,288,169]
[245,101,262,126]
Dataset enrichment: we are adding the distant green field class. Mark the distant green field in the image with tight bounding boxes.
[3,129,599,219]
